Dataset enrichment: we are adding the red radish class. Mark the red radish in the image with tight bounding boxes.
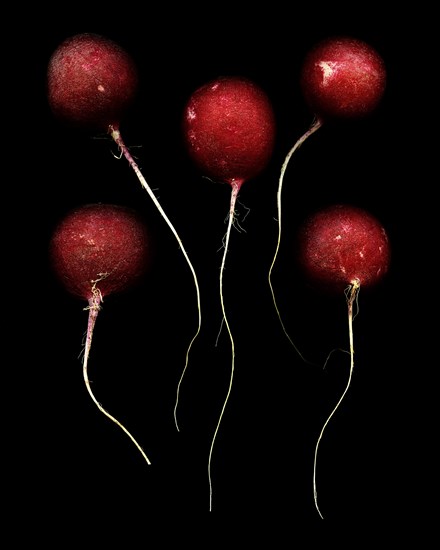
[182,75,276,511]
[49,203,155,464]
[268,36,386,351]
[47,32,202,432]
[300,36,387,121]
[297,204,390,293]
[295,203,391,519]
[47,33,138,132]
[183,76,276,185]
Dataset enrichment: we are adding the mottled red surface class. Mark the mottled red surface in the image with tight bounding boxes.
[297,204,390,293]
[49,204,153,300]
[300,36,386,121]
[47,33,138,131]
[182,76,276,187]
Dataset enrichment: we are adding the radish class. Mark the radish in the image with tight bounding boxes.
[300,36,387,122]
[295,203,391,518]
[182,75,276,510]
[47,32,202,431]
[268,36,386,351]
[49,203,155,464]
[47,33,138,132]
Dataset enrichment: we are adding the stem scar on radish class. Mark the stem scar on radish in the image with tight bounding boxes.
[182,75,276,511]
[46,32,202,432]
[268,35,387,354]
[295,203,391,519]
[49,203,155,464]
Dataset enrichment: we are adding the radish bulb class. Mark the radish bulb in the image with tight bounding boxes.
[49,203,155,465]
[182,75,276,510]
[296,203,391,518]
[47,33,202,430]
[268,36,387,353]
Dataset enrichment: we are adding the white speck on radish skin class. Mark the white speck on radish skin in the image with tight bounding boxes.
[318,61,338,84]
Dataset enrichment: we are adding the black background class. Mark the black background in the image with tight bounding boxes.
[14,7,428,526]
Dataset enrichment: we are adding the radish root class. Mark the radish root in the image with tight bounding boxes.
[268,118,322,362]
[313,279,360,519]
[82,280,152,465]
[109,127,202,433]
[208,181,240,512]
